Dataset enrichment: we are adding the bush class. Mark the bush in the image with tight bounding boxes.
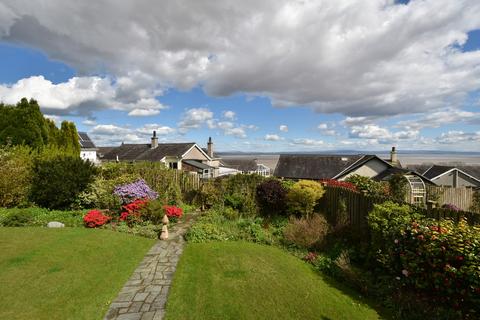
[164,205,183,220]
[0,145,33,207]
[114,179,158,204]
[29,156,98,209]
[75,174,138,210]
[387,174,408,202]
[0,207,85,227]
[221,174,265,216]
[83,209,110,228]
[345,174,388,197]
[283,214,329,248]
[140,199,165,224]
[367,201,480,316]
[2,210,33,226]
[194,180,222,210]
[103,221,160,239]
[120,199,149,226]
[286,180,325,216]
[320,179,358,192]
[256,178,287,216]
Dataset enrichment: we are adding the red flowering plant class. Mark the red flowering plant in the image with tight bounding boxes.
[368,201,480,316]
[163,205,183,222]
[83,209,111,228]
[120,198,149,226]
[319,179,358,192]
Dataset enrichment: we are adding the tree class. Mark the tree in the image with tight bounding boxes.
[286,180,325,216]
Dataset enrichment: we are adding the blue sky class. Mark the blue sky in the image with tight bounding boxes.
[0,0,479,152]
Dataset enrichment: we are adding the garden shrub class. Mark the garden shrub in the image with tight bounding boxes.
[0,145,33,208]
[367,201,480,316]
[256,178,287,216]
[320,179,358,192]
[194,180,222,210]
[29,155,98,209]
[104,221,160,239]
[345,174,388,197]
[470,191,480,213]
[387,174,408,202]
[2,210,33,226]
[114,179,158,203]
[164,205,183,221]
[83,209,110,228]
[140,199,165,224]
[221,174,265,216]
[119,199,149,226]
[283,214,329,248]
[75,174,138,210]
[286,180,325,216]
[0,207,85,227]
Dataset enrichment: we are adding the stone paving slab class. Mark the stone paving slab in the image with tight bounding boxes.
[104,217,194,320]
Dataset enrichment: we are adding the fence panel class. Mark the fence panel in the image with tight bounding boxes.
[426,185,474,211]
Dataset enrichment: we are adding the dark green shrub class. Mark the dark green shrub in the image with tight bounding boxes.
[367,201,480,316]
[221,174,265,216]
[29,156,98,209]
[283,214,329,248]
[286,180,325,216]
[139,199,165,224]
[194,180,223,210]
[2,210,33,226]
[345,174,388,197]
[256,178,287,217]
[388,174,408,202]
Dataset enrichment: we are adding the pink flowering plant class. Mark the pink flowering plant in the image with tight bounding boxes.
[368,201,480,314]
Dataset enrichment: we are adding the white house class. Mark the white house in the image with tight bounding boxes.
[78,132,98,163]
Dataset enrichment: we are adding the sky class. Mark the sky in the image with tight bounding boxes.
[0,0,479,152]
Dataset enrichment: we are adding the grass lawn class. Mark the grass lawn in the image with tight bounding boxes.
[0,227,155,320]
[165,242,385,320]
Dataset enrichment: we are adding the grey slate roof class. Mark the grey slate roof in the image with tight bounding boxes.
[221,158,259,172]
[273,154,365,180]
[373,167,434,185]
[183,160,212,170]
[101,143,196,161]
[78,132,96,149]
[422,165,480,181]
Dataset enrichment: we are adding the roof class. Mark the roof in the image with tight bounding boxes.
[373,167,434,185]
[274,154,366,180]
[423,165,480,182]
[78,132,96,149]
[221,158,259,172]
[97,146,116,158]
[423,165,453,179]
[183,160,212,170]
[101,143,196,161]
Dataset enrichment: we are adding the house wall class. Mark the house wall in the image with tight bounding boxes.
[434,170,479,187]
[80,150,97,163]
[183,147,209,161]
[164,156,182,170]
[339,158,390,181]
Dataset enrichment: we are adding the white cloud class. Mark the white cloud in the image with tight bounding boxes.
[265,134,283,141]
[317,123,337,136]
[436,130,480,144]
[91,124,130,135]
[349,124,419,144]
[279,125,288,132]
[222,110,236,120]
[0,75,167,116]
[136,124,175,136]
[291,138,324,146]
[178,108,214,133]
[44,114,60,124]
[128,108,161,116]
[396,108,480,130]
[82,119,97,126]
[1,0,480,117]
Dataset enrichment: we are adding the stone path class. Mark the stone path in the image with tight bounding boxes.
[104,217,194,320]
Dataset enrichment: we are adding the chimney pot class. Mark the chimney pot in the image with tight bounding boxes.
[151,131,158,149]
[207,137,213,158]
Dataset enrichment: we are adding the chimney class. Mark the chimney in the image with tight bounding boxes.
[390,146,398,165]
[151,131,158,149]
[207,137,213,158]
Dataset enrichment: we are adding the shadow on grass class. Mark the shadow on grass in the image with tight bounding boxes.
[313,268,392,320]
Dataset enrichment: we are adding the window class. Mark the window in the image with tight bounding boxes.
[169,162,178,169]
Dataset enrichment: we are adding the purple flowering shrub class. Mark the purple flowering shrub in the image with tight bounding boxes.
[113,179,158,203]
[441,203,461,211]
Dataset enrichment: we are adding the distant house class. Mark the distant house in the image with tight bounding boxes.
[422,165,480,188]
[100,132,219,178]
[78,132,98,163]
[274,154,394,181]
[220,158,271,177]
[274,147,433,206]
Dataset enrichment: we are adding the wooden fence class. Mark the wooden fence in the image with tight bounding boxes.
[173,170,202,194]
[319,186,479,229]
[426,185,475,211]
